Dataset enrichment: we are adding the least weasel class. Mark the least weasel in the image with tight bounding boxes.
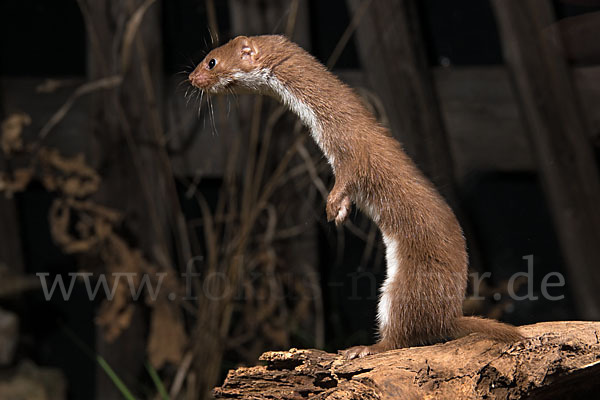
[189,35,522,358]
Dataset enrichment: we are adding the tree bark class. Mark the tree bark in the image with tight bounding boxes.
[491,0,600,319]
[214,321,600,399]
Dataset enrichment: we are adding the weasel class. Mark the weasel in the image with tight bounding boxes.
[189,35,523,358]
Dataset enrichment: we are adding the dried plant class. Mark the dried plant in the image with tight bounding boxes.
[0,1,387,399]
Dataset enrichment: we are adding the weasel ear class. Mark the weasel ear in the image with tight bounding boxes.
[239,37,259,62]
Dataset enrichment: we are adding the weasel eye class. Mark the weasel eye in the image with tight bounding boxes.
[207,59,216,69]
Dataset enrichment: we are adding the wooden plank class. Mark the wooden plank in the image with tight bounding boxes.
[228,0,311,50]
[346,0,457,201]
[346,0,489,273]
[4,66,599,182]
[491,0,600,319]
[433,67,535,180]
[574,66,600,146]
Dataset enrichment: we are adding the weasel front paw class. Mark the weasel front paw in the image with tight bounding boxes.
[326,194,351,226]
[340,345,380,359]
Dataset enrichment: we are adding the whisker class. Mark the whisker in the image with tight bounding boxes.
[199,98,205,128]
[185,54,198,67]
[207,94,212,127]
[197,90,203,118]
[177,78,190,91]
[228,87,240,112]
[207,26,215,47]
[193,88,200,107]
[232,89,239,108]
[177,53,199,74]
[208,95,218,136]
[186,86,197,100]
[187,88,198,107]
[226,87,237,118]
[196,90,206,130]
[205,93,211,128]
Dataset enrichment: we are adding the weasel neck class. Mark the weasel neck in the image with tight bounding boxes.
[265,72,335,165]
[233,48,373,169]
[247,60,361,167]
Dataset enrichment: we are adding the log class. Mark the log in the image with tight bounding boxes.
[214,321,600,399]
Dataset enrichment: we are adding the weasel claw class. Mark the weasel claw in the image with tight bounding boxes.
[340,341,390,359]
[327,195,351,225]
[335,196,351,225]
[340,345,376,359]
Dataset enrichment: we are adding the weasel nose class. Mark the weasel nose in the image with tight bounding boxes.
[189,70,209,88]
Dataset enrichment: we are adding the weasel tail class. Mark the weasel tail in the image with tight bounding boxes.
[453,316,524,343]
[189,35,523,359]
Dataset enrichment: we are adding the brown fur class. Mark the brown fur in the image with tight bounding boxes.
[189,35,523,358]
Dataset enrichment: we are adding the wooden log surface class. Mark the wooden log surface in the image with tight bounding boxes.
[214,321,600,399]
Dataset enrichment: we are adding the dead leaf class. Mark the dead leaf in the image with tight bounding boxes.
[95,235,146,341]
[49,199,100,253]
[1,113,30,155]
[147,300,188,369]
[96,299,135,343]
[38,148,100,197]
[0,168,34,198]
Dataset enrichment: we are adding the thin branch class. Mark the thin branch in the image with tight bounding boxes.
[285,0,300,38]
[326,0,374,70]
[120,0,157,73]
[35,75,123,149]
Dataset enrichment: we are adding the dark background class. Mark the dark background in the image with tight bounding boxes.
[1,0,599,399]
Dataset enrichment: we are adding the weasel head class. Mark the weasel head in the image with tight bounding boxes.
[189,35,265,94]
